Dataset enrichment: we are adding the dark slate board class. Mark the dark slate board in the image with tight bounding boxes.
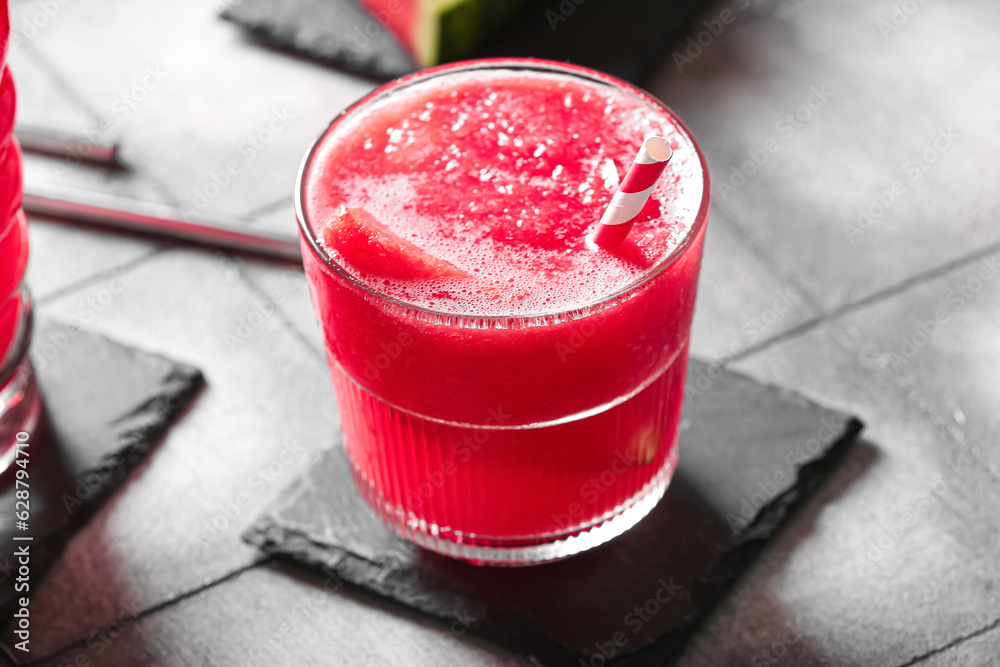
[222,0,715,84]
[222,0,415,80]
[0,318,203,614]
[245,359,863,666]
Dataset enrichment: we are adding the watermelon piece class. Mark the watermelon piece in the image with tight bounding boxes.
[322,206,468,280]
[357,0,527,68]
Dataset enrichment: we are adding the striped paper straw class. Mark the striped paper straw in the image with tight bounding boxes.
[590,136,673,249]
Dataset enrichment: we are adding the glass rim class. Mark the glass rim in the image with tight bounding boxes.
[0,287,31,387]
[295,57,711,324]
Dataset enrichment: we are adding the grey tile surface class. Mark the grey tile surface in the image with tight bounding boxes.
[237,257,324,357]
[732,251,1000,488]
[8,44,93,134]
[702,268,1000,666]
[690,207,819,361]
[11,21,183,209]
[914,623,1000,667]
[823,251,1000,479]
[7,0,1000,663]
[5,248,338,658]
[26,217,163,301]
[244,195,296,238]
[674,410,1000,666]
[21,150,173,204]
[14,0,374,220]
[32,564,530,667]
[645,0,1000,313]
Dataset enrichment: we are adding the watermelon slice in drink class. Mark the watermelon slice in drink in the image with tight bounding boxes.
[322,205,468,280]
[357,0,527,68]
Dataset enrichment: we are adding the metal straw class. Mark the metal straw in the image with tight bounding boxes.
[22,182,301,261]
[15,125,119,166]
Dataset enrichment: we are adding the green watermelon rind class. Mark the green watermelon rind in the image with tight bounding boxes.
[422,0,529,67]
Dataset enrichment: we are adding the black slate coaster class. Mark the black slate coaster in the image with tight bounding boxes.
[222,0,715,84]
[222,0,415,80]
[0,318,203,613]
[245,359,863,666]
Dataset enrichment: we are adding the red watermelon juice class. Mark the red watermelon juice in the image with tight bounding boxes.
[297,59,709,564]
[2,0,40,470]
[1,7,26,371]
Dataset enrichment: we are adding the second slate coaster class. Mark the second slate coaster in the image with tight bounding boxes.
[0,318,203,615]
[222,0,716,84]
[245,360,863,666]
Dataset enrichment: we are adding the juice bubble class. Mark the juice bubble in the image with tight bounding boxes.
[308,68,704,317]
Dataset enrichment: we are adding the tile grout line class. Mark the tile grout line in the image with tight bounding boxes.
[728,228,1000,516]
[894,616,1000,667]
[730,233,1000,365]
[19,32,221,221]
[31,245,175,308]
[21,22,292,231]
[822,235,1000,323]
[241,195,294,222]
[711,198,825,314]
[12,557,272,667]
[16,43,104,126]
[727,315,823,364]
[230,257,325,363]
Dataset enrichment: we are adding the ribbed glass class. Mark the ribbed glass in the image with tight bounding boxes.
[296,59,710,565]
[330,346,688,565]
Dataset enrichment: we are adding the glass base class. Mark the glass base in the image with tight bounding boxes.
[0,356,42,475]
[0,288,41,475]
[350,446,677,566]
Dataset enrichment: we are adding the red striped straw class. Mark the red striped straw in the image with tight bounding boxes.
[589,136,673,249]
